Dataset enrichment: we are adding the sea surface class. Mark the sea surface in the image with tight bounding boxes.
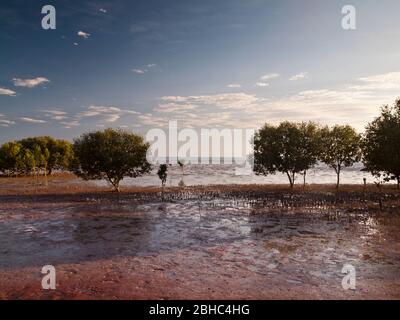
[99,162,377,187]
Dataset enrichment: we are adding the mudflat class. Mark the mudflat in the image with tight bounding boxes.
[0,174,399,299]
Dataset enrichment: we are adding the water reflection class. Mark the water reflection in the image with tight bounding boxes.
[0,197,399,287]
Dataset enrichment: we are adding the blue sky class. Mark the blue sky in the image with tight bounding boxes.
[1,0,400,143]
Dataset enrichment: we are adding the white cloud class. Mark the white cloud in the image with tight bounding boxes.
[0,87,16,96]
[290,72,309,81]
[227,83,241,88]
[133,64,157,74]
[145,71,400,132]
[290,89,373,104]
[353,72,400,90]
[39,109,68,120]
[255,82,269,87]
[0,120,15,127]
[12,77,49,88]
[104,114,121,123]
[36,106,136,128]
[260,73,280,81]
[42,110,66,115]
[60,120,80,129]
[0,115,15,127]
[156,103,197,113]
[20,117,47,124]
[99,8,107,13]
[161,93,259,110]
[77,106,139,123]
[138,114,167,127]
[160,96,188,103]
[133,69,145,74]
[77,31,90,39]
[73,42,79,46]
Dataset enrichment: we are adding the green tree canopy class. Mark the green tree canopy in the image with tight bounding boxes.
[363,98,400,188]
[18,136,74,174]
[0,141,23,175]
[253,121,319,188]
[318,125,361,189]
[72,128,151,192]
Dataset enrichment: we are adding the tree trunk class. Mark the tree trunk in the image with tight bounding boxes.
[335,166,341,189]
[161,182,165,201]
[34,166,38,193]
[303,170,306,187]
[44,166,48,187]
[292,172,295,189]
[286,172,294,189]
[111,180,120,192]
[397,176,400,190]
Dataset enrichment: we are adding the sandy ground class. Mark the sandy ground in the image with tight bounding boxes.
[0,174,399,300]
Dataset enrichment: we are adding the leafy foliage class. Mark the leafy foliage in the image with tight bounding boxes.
[253,121,319,188]
[157,164,168,200]
[72,128,151,191]
[0,137,73,177]
[0,141,24,175]
[157,164,168,187]
[363,99,400,188]
[318,125,361,188]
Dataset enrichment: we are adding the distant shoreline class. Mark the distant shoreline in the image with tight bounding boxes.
[1,172,399,197]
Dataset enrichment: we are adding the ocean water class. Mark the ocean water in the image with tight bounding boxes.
[107,162,377,187]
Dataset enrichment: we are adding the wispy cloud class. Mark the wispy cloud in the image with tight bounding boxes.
[255,82,269,87]
[77,31,91,39]
[138,113,167,127]
[12,77,49,88]
[20,117,46,124]
[0,87,16,96]
[39,109,68,120]
[160,93,259,110]
[60,120,80,129]
[0,114,15,127]
[260,73,280,81]
[156,103,197,113]
[227,83,241,88]
[0,119,15,127]
[29,106,139,128]
[290,72,309,81]
[77,106,139,123]
[133,69,145,74]
[99,8,107,13]
[142,71,400,132]
[133,64,157,74]
[353,72,400,90]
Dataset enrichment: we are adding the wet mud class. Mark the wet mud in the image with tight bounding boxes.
[0,179,399,299]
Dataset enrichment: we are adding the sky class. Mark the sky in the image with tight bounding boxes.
[1,0,400,143]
